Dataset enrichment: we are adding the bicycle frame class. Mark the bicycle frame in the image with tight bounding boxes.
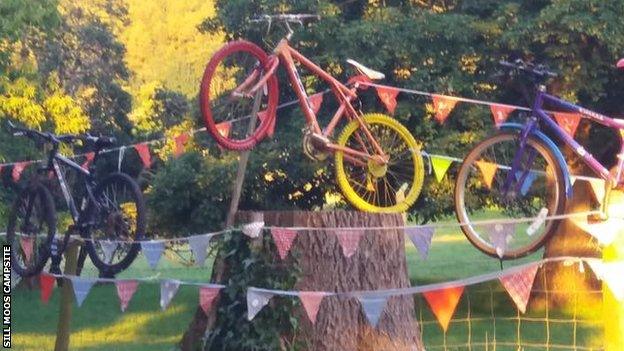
[249,38,387,165]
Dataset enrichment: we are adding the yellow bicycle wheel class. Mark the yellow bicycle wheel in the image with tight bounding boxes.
[334,113,424,213]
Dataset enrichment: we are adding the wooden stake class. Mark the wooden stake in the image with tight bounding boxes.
[54,239,80,351]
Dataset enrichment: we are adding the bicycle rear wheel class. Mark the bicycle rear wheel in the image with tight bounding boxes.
[83,173,146,275]
[7,182,56,277]
[454,132,566,259]
[335,113,425,213]
[200,40,279,150]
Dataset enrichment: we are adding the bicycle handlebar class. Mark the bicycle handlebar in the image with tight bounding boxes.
[250,14,320,24]
[499,59,558,79]
[6,121,116,148]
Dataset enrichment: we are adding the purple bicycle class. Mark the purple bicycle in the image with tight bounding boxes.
[454,59,624,259]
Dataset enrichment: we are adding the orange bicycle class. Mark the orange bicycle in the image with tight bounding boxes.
[200,14,424,212]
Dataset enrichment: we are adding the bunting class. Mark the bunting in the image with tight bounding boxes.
[299,291,327,325]
[431,95,459,124]
[188,235,211,267]
[336,229,364,258]
[588,261,624,301]
[70,276,96,307]
[553,112,582,138]
[430,156,453,183]
[173,132,190,158]
[116,280,139,312]
[81,152,95,171]
[134,143,152,168]
[499,265,539,313]
[40,273,56,304]
[475,161,498,189]
[588,178,606,205]
[12,162,29,182]
[571,216,624,246]
[308,93,324,115]
[490,104,515,127]
[484,223,516,258]
[257,111,276,138]
[141,241,165,269]
[405,226,435,260]
[347,74,372,89]
[100,241,118,264]
[423,286,464,332]
[270,228,298,260]
[376,86,400,114]
[242,221,265,238]
[200,287,221,315]
[247,289,273,321]
[358,295,389,328]
[160,280,180,311]
[19,237,34,264]
[215,121,232,139]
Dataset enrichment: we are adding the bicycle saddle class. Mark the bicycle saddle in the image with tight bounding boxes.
[346,59,385,80]
[617,58,624,69]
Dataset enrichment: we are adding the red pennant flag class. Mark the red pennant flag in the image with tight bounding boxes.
[173,132,190,158]
[499,265,539,313]
[134,143,151,168]
[256,110,276,138]
[20,237,34,264]
[553,112,581,138]
[347,74,372,89]
[336,229,364,258]
[215,122,231,139]
[475,160,498,189]
[12,162,29,182]
[199,286,221,315]
[376,86,400,114]
[116,280,139,312]
[299,291,327,324]
[432,95,459,124]
[81,152,95,171]
[40,274,56,304]
[490,104,515,128]
[423,286,464,332]
[270,228,298,260]
[308,93,324,114]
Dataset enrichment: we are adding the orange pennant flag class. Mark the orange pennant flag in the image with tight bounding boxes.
[12,162,29,182]
[376,86,400,115]
[134,143,152,168]
[475,160,498,189]
[215,122,231,139]
[423,286,464,332]
[173,132,190,158]
[81,152,95,171]
[490,104,516,128]
[308,93,324,115]
[347,74,372,89]
[553,112,581,137]
[257,111,276,137]
[432,95,459,124]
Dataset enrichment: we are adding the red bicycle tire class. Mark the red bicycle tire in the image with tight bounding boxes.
[199,40,279,151]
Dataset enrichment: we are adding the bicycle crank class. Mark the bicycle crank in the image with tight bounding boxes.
[302,128,330,161]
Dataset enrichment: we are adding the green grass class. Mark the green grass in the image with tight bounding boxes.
[12,222,603,350]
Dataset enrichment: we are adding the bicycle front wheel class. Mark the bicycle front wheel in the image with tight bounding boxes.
[335,113,425,213]
[7,182,56,277]
[454,132,566,259]
[200,40,279,150]
[83,173,146,275]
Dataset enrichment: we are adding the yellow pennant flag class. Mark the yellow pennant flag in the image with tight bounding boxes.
[475,161,498,189]
[431,156,454,183]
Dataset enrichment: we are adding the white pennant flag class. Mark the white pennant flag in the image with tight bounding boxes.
[242,221,265,238]
[588,260,624,301]
[571,217,624,246]
[70,276,97,307]
[405,226,435,260]
[587,178,606,205]
[141,241,165,269]
[100,240,118,263]
[160,280,180,310]
[247,289,273,321]
[188,235,211,267]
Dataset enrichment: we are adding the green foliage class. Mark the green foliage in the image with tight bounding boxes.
[204,232,301,351]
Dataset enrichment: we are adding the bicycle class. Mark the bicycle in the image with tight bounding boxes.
[5,122,146,277]
[454,59,624,259]
[199,14,425,213]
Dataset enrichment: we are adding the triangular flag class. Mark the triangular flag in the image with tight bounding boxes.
[484,223,516,258]
[571,217,624,246]
[242,221,265,238]
[188,235,211,267]
[475,160,498,189]
[256,110,276,138]
[570,175,577,186]
[405,226,435,260]
[347,74,372,88]
[215,121,231,139]
[270,228,297,260]
[430,156,453,183]
[298,291,327,325]
[199,286,221,315]
[160,279,180,311]
[116,280,139,312]
[100,240,118,264]
[247,289,273,320]
[12,162,28,182]
[423,286,464,332]
[308,93,324,114]
[335,229,364,258]
[587,178,606,205]
[358,295,389,328]
[499,265,539,313]
[431,95,459,124]
[553,112,582,138]
[19,236,34,264]
[173,132,190,157]
[588,260,624,301]
[515,171,538,196]
[141,241,165,269]
[81,152,95,171]
[490,104,515,127]
[40,273,56,304]
[134,143,152,168]
[70,276,96,307]
[376,86,400,114]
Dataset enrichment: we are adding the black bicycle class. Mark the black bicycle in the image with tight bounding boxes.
[5,122,146,277]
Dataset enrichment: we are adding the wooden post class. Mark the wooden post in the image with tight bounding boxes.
[602,189,624,351]
[54,239,80,351]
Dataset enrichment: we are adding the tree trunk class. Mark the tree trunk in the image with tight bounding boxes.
[249,210,423,351]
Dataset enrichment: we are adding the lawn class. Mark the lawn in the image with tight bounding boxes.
[11,221,603,350]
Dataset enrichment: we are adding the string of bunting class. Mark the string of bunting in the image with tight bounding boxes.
[33,256,621,333]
